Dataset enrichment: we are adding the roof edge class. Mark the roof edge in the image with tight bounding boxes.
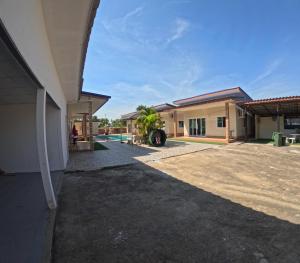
[81,90,111,100]
[78,0,101,100]
[242,96,300,105]
[173,86,252,105]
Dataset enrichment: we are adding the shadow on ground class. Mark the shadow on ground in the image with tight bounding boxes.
[67,140,217,171]
[0,171,62,263]
[52,162,300,263]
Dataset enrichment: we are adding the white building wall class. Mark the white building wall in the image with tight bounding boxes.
[0,102,67,173]
[0,0,69,167]
[46,102,65,171]
[0,104,39,173]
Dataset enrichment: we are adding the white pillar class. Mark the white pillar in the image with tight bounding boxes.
[36,88,57,209]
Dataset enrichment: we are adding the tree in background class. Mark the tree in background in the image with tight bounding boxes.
[136,105,163,142]
[92,116,100,122]
[111,119,126,128]
[98,118,110,128]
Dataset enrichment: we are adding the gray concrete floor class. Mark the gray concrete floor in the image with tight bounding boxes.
[0,171,62,263]
[53,144,300,263]
[67,140,219,171]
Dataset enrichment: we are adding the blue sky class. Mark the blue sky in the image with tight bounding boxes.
[83,0,300,119]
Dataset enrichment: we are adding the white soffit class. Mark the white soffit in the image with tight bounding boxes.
[68,94,109,118]
[41,0,100,102]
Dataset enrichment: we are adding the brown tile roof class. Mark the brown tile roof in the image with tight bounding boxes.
[243,96,300,105]
[173,87,252,106]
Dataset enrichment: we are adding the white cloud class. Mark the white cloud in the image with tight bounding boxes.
[167,18,190,44]
[249,59,282,86]
[101,6,144,34]
[123,6,144,22]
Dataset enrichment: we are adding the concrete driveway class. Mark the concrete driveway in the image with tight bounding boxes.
[66,140,219,171]
[53,144,300,263]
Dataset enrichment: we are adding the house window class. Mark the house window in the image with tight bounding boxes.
[178,121,184,128]
[217,117,226,128]
[284,116,300,129]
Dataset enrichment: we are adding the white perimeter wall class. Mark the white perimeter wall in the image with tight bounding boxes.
[0,0,69,167]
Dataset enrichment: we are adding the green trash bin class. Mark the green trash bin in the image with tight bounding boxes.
[272,132,282,147]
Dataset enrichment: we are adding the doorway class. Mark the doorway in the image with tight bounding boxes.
[189,118,206,136]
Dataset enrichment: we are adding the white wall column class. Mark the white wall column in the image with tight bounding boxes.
[36,88,57,209]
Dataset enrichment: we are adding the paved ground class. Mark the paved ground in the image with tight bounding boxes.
[53,144,300,263]
[67,140,219,171]
[149,143,300,224]
[0,171,62,263]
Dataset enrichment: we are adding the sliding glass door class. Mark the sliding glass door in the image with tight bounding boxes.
[189,118,206,136]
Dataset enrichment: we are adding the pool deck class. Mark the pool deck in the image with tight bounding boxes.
[66,140,220,171]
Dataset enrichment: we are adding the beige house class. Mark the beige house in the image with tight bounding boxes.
[121,87,300,143]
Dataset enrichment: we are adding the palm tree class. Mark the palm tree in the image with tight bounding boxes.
[136,105,163,143]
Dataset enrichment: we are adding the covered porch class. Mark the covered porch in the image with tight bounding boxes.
[241,97,300,140]
[68,91,110,151]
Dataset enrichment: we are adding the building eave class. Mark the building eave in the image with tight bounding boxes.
[41,0,101,102]
[78,0,101,100]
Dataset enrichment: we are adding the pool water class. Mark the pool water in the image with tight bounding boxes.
[96,134,128,141]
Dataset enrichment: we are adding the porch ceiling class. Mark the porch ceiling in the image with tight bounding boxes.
[68,91,110,118]
[0,35,37,105]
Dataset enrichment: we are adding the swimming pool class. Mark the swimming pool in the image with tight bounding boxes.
[96,134,128,141]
